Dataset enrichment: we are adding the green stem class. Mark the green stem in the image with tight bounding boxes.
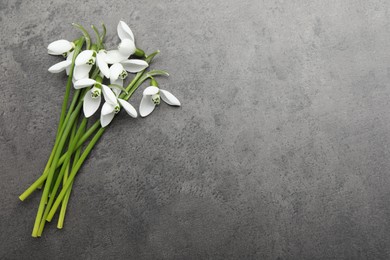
[57,162,70,229]
[65,121,79,185]
[18,120,100,201]
[32,97,84,237]
[37,119,87,236]
[46,128,105,222]
[56,38,85,137]
[36,38,85,189]
[19,71,101,201]
[57,121,85,229]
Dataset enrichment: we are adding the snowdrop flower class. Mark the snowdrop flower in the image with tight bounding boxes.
[48,51,74,74]
[95,50,110,78]
[109,59,149,84]
[100,87,137,127]
[109,74,123,97]
[73,49,111,80]
[73,50,96,80]
[105,21,137,64]
[139,86,181,117]
[47,39,75,56]
[74,78,117,118]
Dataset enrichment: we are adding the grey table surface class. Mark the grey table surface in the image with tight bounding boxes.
[2,0,390,259]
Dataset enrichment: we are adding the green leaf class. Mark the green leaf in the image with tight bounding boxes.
[145,50,160,63]
[91,25,102,49]
[144,69,170,79]
[72,23,92,49]
[100,23,107,43]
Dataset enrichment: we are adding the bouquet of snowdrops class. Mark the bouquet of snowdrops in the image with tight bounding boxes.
[18,21,180,237]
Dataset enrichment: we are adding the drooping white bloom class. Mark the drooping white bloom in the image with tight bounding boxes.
[109,76,123,97]
[109,63,128,82]
[74,78,117,118]
[100,87,137,127]
[95,50,110,78]
[48,51,74,74]
[47,39,75,56]
[120,59,149,73]
[139,86,181,117]
[109,59,148,80]
[73,50,96,80]
[105,21,137,64]
[73,49,112,80]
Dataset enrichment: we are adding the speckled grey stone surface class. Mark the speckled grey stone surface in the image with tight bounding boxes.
[2,0,390,259]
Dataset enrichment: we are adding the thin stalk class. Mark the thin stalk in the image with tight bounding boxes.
[56,38,85,136]
[58,123,85,229]
[57,162,70,229]
[46,128,105,222]
[19,71,100,201]
[36,38,85,189]
[65,122,78,185]
[37,119,87,236]
[32,97,84,237]
[18,120,100,201]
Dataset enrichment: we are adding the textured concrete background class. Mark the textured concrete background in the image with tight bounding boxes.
[1,0,390,259]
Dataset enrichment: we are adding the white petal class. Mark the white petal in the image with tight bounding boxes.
[73,64,92,80]
[101,100,116,115]
[160,89,181,106]
[74,78,96,89]
[48,60,71,73]
[96,53,110,78]
[66,51,74,61]
[118,39,135,57]
[83,93,101,118]
[139,95,156,117]
[100,110,115,127]
[104,50,127,64]
[65,51,74,75]
[97,50,107,59]
[75,50,94,66]
[121,59,148,73]
[102,84,118,105]
[109,63,124,81]
[143,86,159,96]
[48,40,73,55]
[117,21,134,42]
[118,98,137,118]
[110,78,123,97]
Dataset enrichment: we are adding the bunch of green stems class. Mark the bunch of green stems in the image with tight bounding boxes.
[18,26,167,237]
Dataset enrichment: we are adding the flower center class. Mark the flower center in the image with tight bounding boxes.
[91,85,101,98]
[87,57,96,65]
[152,94,161,105]
[63,43,75,58]
[119,70,128,79]
[114,105,120,114]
